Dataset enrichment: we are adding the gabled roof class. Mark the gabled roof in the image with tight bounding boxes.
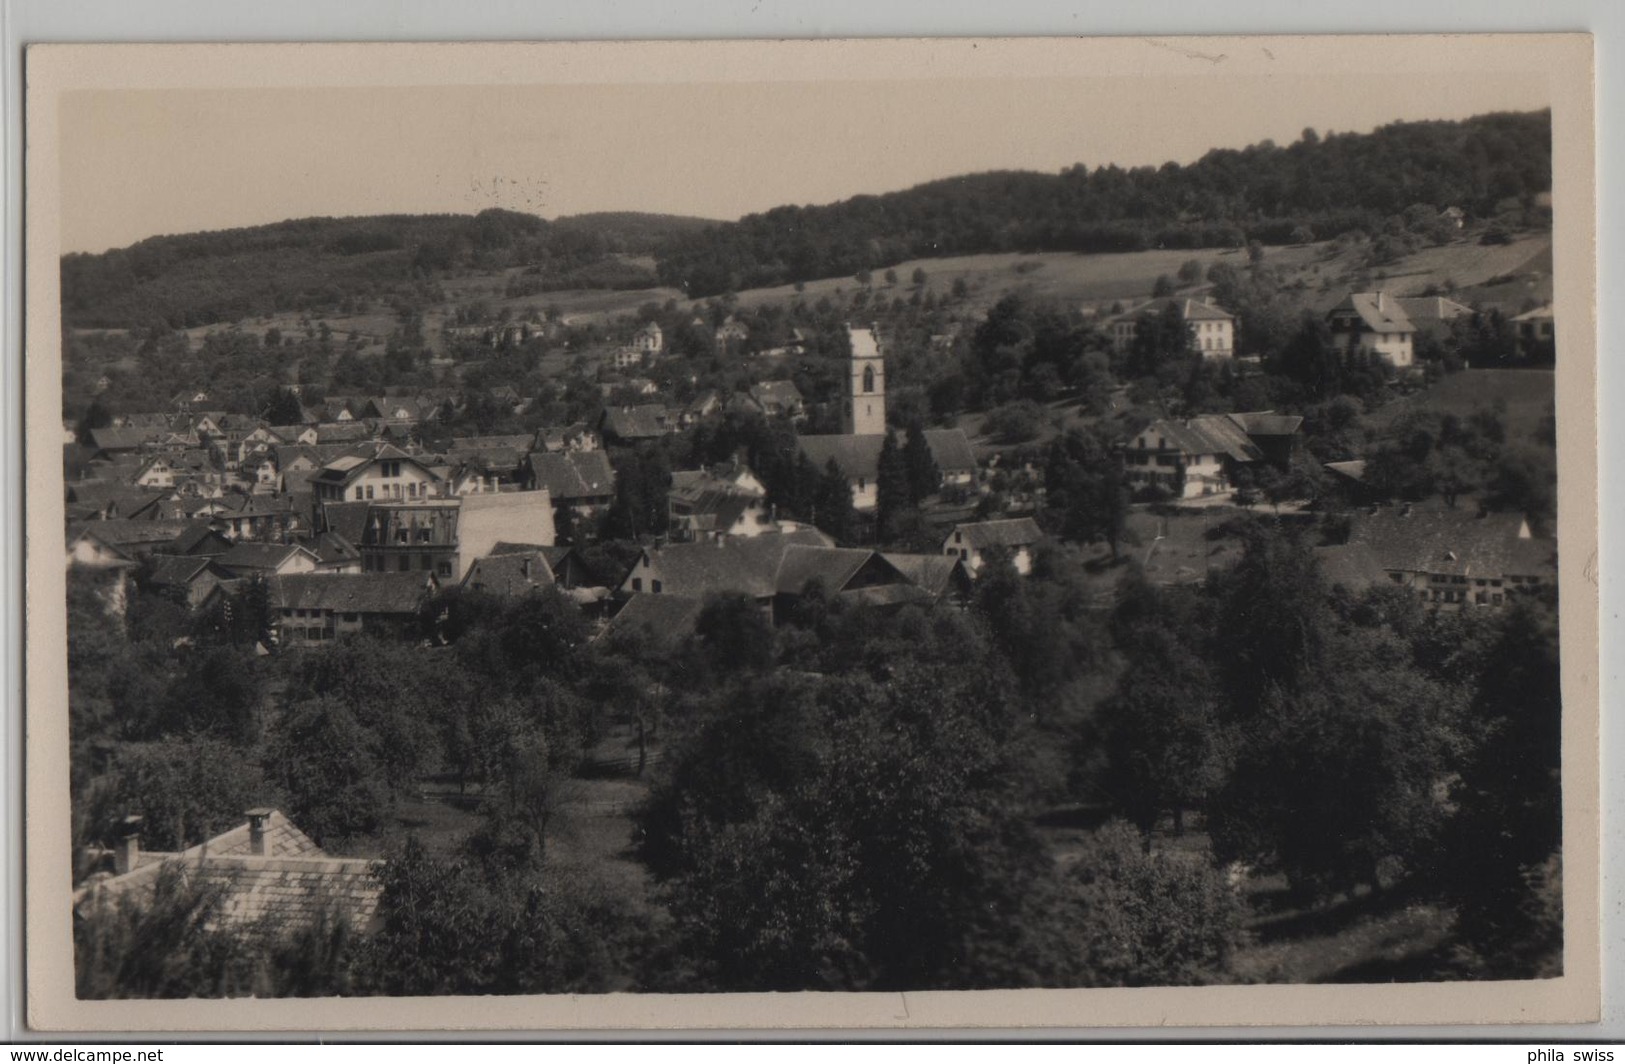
[161,521,233,557]
[1224,411,1303,438]
[950,517,1044,550]
[216,541,317,574]
[922,428,977,473]
[87,426,167,452]
[1346,508,1549,579]
[598,593,706,649]
[526,451,616,500]
[1140,417,1263,462]
[67,518,197,548]
[774,545,880,595]
[268,571,437,614]
[749,380,805,410]
[1328,292,1416,335]
[1511,303,1555,323]
[1394,296,1473,327]
[461,551,558,596]
[145,554,225,588]
[1109,296,1236,324]
[74,811,381,933]
[880,553,969,597]
[634,528,835,599]
[600,404,673,440]
[450,434,533,453]
[797,434,886,480]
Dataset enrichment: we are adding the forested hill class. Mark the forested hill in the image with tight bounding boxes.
[657,110,1552,296]
[59,209,715,329]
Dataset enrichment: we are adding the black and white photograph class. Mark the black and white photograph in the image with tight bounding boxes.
[22,35,1599,1031]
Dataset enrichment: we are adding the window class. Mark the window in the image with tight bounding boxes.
[365,485,375,500]
[342,612,359,623]
[631,577,642,591]
[652,580,663,593]
[862,364,875,393]
[417,528,431,543]
[354,487,364,501]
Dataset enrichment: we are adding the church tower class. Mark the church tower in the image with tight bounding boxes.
[843,325,886,436]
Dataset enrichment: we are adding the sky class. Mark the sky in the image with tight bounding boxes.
[58,69,1552,255]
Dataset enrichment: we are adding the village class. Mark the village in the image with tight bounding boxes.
[58,110,1566,995]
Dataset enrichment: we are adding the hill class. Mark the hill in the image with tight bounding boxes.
[550,211,721,250]
[656,110,1552,297]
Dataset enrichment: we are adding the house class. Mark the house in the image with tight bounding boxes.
[619,528,834,602]
[667,462,773,542]
[157,521,234,558]
[1512,304,1555,357]
[747,380,806,420]
[524,451,617,520]
[715,319,750,355]
[461,550,558,596]
[74,809,381,935]
[681,391,723,427]
[597,592,707,650]
[1394,296,1473,341]
[311,445,445,504]
[921,428,978,488]
[314,421,375,445]
[215,541,321,579]
[633,321,664,358]
[535,423,601,454]
[85,426,167,459]
[1107,297,1238,358]
[66,519,199,560]
[65,527,140,571]
[268,571,439,645]
[943,517,1045,576]
[355,501,460,578]
[1122,412,1301,499]
[1326,291,1416,368]
[1324,506,1556,610]
[488,542,593,588]
[143,554,233,609]
[599,404,674,444]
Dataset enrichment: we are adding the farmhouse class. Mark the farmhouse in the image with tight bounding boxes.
[268,570,439,645]
[311,445,445,504]
[1322,507,1556,610]
[943,517,1045,576]
[524,450,617,520]
[75,810,382,935]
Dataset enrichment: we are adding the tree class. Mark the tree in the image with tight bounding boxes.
[902,424,940,505]
[1098,631,1225,836]
[1124,302,1194,380]
[264,697,392,844]
[1152,274,1176,297]
[874,432,912,543]
[694,592,777,675]
[911,267,927,286]
[1177,259,1204,285]
[812,459,856,544]
[1436,602,1562,975]
[1065,821,1246,986]
[883,268,898,285]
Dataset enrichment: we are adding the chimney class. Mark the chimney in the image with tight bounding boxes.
[521,557,532,581]
[246,808,273,856]
[113,815,142,876]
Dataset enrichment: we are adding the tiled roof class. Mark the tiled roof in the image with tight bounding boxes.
[67,518,196,548]
[1346,508,1551,579]
[1329,292,1416,335]
[216,542,313,574]
[880,553,968,597]
[922,428,977,473]
[462,551,558,596]
[774,545,878,595]
[1109,296,1236,324]
[268,571,437,614]
[1224,411,1303,437]
[797,434,886,480]
[75,812,381,934]
[598,593,706,648]
[1186,415,1266,462]
[635,528,834,599]
[87,426,168,452]
[526,451,616,501]
[600,405,673,440]
[1395,296,1473,327]
[145,554,222,587]
[450,434,533,453]
[950,517,1044,550]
